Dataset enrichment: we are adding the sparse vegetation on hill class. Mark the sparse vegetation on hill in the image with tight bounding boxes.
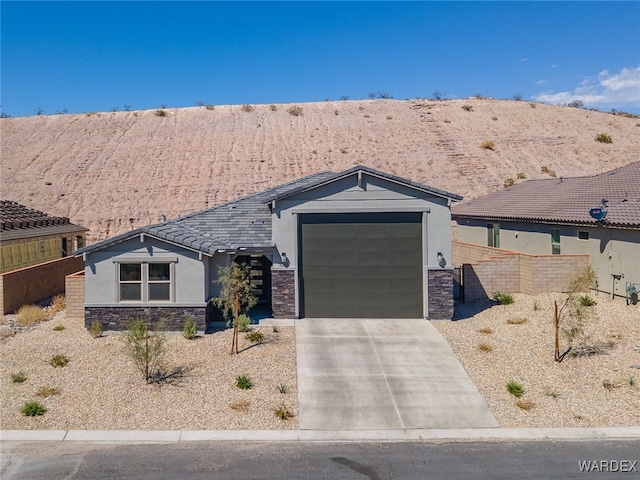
[2,99,638,242]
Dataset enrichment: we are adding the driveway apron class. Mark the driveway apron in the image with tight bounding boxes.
[296,319,499,430]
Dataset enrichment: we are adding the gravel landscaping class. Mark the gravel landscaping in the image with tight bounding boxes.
[0,313,298,430]
[434,293,640,428]
[1,292,638,430]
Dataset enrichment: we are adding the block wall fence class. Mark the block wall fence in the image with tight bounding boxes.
[0,256,85,314]
[452,241,589,302]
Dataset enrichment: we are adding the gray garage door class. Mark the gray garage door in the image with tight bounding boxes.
[299,213,423,318]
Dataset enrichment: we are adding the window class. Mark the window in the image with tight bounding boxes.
[577,231,589,240]
[148,263,171,301]
[551,228,561,254]
[487,223,500,248]
[61,238,68,257]
[76,235,85,249]
[119,262,171,302]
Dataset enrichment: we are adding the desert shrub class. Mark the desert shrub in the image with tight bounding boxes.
[334,109,339,115]
[516,400,535,411]
[154,109,167,117]
[205,104,215,110]
[481,140,495,150]
[491,116,498,121]
[230,400,250,411]
[533,301,540,311]
[544,388,561,399]
[49,294,66,316]
[287,105,303,116]
[602,379,617,391]
[183,316,197,339]
[506,381,524,397]
[269,104,277,111]
[529,102,536,108]
[244,330,264,344]
[340,147,348,154]
[507,317,528,325]
[503,178,515,188]
[237,314,251,332]
[123,319,167,383]
[272,326,279,333]
[21,401,46,416]
[595,133,612,143]
[477,327,493,334]
[517,172,526,180]
[236,375,253,390]
[461,104,474,112]
[50,354,69,367]
[541,165,556,177]
[274,404,294,420]
[241,104,254,112]
[12,371,27,383]
[53,325,65,331]
[493,292,514,305]
[36,386,60,397]
[89,322,103,338]
[17,305,47,326]
[478,343,493,353]
[579,295,597,307]
[278,384,287,394]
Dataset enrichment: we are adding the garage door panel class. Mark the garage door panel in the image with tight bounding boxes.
[300,213,423,319]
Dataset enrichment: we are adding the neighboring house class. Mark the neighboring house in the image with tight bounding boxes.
[452,161,640,299]
[1,201,88,274]
[75,165,462,331]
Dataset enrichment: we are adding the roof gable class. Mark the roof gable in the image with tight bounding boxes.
[76,166,461,256]
[263,165,463,203]
[452,161,640,228]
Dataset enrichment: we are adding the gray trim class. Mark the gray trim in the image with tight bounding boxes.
[291,206,432,214]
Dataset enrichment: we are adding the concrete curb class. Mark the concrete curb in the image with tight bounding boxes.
[1,427,639,443]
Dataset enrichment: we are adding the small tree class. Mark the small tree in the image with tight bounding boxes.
[123,319,167,383]
[554,266,596,362]
[213,263,257,354]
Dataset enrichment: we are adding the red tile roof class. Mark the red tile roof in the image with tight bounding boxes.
[452,161,640,229]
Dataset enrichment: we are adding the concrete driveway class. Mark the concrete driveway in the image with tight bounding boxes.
[296,318,498,430]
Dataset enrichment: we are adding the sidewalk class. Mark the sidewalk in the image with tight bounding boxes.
[1,426,639,443]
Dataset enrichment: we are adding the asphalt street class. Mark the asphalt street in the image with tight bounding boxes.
[2,439,639,480]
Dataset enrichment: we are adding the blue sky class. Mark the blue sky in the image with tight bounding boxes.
[2,1,639,117]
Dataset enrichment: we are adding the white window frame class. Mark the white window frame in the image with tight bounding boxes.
[117,261,174,303]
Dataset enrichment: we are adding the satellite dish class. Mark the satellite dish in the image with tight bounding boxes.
[589,208,607,221]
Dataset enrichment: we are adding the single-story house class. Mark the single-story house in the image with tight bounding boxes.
[74,165,462,331]
[452,161,640,299]
[1,200,88,274]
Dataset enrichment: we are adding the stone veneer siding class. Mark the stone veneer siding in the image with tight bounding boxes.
[427,269,454,319]
[271,268,296,318]
[85,306,206,332]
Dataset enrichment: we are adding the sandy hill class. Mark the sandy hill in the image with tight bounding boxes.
[2,99,638,243]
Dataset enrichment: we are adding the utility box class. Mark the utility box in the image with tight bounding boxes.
[609,251,623,277]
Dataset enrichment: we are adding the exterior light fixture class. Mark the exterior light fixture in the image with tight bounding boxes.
[281,252,287,264]
[436,252,445,267]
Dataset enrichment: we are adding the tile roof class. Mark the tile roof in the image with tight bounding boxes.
[76,166,462,256]
[0,200,88,242]
[452,161,640,229]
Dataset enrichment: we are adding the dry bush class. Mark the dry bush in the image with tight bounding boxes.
[478,342,493,353]
[595,133,612,143]
[517,172,526,179]
[507,317,528,325]
[230,400,250,411]
[49,294,66,316]
[36,386,61,397]
[477,327,493,334]
[516,400,535,411]
[503,178,515,188]
[287,105,303,116]
[481,140,495,150]
[541,165,556,177]
[17,305,47,326]
[269,104,277,111]
[241,104,254,112]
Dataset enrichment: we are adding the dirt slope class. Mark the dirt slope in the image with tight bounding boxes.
[2,99,638,242]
